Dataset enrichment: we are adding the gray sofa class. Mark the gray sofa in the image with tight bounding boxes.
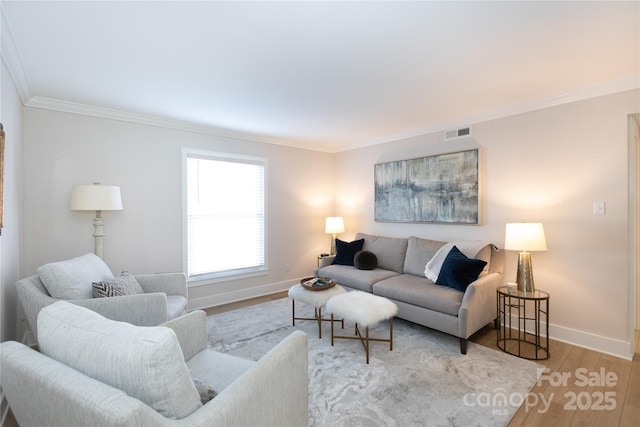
[316,233,504,353]
[1,302,309,427]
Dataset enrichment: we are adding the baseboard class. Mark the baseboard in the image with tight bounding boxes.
[192,282,635,360]
[549,323,634,361]
[188,278,298,310]
[503,313,634,361]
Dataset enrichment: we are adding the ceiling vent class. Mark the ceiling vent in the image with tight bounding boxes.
[444,126,472,140]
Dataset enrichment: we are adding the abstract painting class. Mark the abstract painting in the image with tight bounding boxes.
[374,149,479,224]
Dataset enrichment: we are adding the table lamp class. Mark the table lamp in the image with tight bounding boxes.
[325,216,344,255]
[70,183,123,258]
[504,222,547,292]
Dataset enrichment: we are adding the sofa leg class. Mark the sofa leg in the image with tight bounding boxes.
[493,318,498,329]
[460,338,468,354]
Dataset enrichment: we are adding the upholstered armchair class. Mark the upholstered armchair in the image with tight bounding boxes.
[1,302,309,427]
[16,253,188,342]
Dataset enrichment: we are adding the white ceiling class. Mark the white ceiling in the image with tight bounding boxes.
[2,1,639,152]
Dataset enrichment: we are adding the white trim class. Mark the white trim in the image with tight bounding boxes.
[503,314,634,361]
[1,8,32,103]
[549,323,634,361]
[188,278,294,311]
[25,96,331,152]
[341,75,640,152]
[6,67,638,154]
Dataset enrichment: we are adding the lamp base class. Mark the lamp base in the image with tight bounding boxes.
[93,210,105,258]
[330,234,338,255]
[516,251,535,292]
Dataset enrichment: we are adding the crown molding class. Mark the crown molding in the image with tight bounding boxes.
[26,96,332,152]
[5,1,638,157]
[340,74,640,152]
[28,74,638,155]
[1,7,32,104]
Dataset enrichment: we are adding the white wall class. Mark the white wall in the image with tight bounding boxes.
[0,60,23,342]
[15,85,640,358]
[21,108,334,311]
[335,89,639,359]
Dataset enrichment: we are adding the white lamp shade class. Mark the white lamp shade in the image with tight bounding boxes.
[504,222,547,251]
[70,185,123,211]
[325,217,345,234]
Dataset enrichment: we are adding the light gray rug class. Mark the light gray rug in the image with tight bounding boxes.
[207,297,541,427]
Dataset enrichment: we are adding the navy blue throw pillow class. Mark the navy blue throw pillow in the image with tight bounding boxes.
[332,239,365,266]
[436,246,487,292]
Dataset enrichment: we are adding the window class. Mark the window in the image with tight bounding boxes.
[183,149,266,282]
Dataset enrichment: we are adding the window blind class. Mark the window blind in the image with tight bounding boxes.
[186,154,265,279]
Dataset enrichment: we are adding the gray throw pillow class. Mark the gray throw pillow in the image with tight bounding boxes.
[38,301,202,419]
[38,253,114,299]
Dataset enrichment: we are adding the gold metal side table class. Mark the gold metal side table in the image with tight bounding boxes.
[497,286,549,360]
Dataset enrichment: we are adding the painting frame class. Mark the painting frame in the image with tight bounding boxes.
[374,149,479,224]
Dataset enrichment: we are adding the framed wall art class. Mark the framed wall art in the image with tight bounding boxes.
[374,149,479,224]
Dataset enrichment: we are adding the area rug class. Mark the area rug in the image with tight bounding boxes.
[207,297,541,427]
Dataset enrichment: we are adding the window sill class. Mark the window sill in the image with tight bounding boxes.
[187,268,269,287]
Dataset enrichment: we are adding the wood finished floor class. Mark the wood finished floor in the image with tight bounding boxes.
[206,291,640,427]
[5,292,639,427]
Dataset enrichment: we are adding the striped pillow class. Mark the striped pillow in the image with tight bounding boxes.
[92,275,144,298]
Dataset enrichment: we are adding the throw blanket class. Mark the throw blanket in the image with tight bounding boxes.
[424,241,490,281]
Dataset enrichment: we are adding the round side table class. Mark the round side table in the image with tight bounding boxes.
[496,286,549,360]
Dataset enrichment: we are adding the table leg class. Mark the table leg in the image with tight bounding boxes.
[365,326,370,364]
[330,314,335,346]
[292,300,295,326]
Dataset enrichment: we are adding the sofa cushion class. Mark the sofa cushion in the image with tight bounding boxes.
[436,246,487,292]
[356,233,408,273]
[37,301,202,419]
[354,250,378,270]
[187,349,255,393]
[332,238,364,266]
[372,274,464,316]
[38,253,114,299]
[317,264,399,293]
[167,295,189,320]
[403,236,447,276]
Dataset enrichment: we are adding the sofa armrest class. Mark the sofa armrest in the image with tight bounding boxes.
[73,293,168,326]
[317,255,336,269]
[162,310,208,361]
[179,330,309,427]
[135,273,187,297]
[458,272,502,339]
[0,341,154,427]
[15,276,58,342]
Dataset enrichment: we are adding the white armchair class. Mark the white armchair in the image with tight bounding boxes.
[16,253,188,342]
[1,302,309,427]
